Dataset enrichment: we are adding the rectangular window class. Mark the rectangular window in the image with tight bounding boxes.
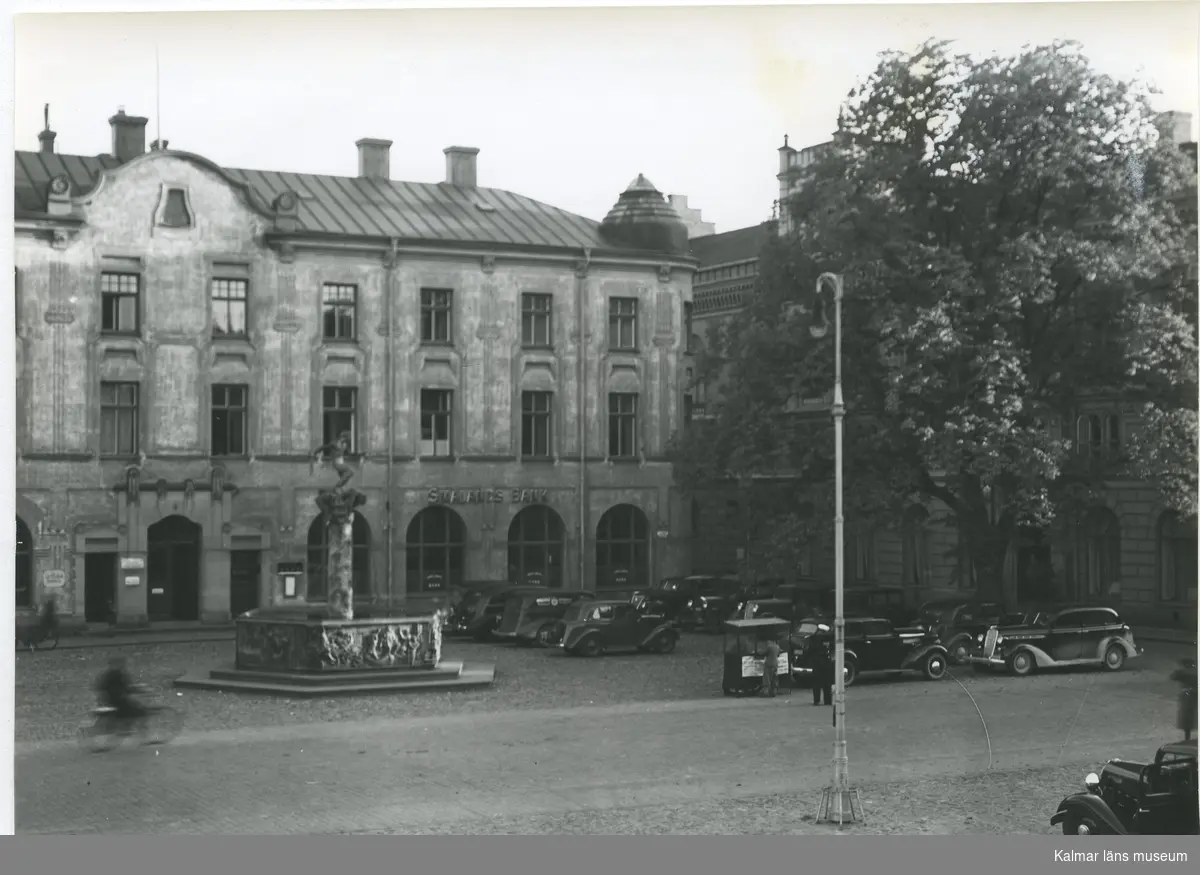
[99,381,139,456]
[420,288,453,343]
[420,389,453,457]
[322,386,358,451]
[521,293,553,347]
[684,302,694,352]
[101,273,140,334]
[212,277,248,336]
[608,392,638,458]
[521,391,553,458]
[211,384,248,457]
[322,283,357,341]
[608,297,638,350]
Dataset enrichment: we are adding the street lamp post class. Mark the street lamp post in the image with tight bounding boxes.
[810,272,862,825]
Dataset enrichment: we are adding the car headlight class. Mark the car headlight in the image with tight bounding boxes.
[975,634,984,644]
[1085,772,1100,792]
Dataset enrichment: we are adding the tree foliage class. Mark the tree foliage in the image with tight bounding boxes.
[671,41,1197,599]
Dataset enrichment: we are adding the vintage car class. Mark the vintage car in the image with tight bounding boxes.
[918,599,1007,665]
[453,584,550,641]
[783,584,913,627]
[685,576,746,632]
[493,589,596,647]
[969,605,1141,676]
[558,595,680,657]
[442,582,509,637]
[632,576,714,626]
[788,615,949,687]
[728,596,802,625]
[1050,739,1198,835]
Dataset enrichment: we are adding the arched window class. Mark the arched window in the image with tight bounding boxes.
[1077,508,1121,598]
[406,507,465,594]
[902,506,931,590]
[16,517,33,609]
[306,514,371,601]
[507,506,565,588]
[595,504,650,591]
[1158,512,1198,604]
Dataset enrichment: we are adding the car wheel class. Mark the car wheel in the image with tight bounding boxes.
[843,659,858,688]
[1009,650,1034,676]
[657,633,678,655]
[923,651,947,681]
[579,636,602,658]
[950,641,971,666]
[1063,815,1104,835]
[1103,644,1126,672]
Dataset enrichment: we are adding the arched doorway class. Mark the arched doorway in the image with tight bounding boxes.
[406,507,466,595]
[147,515,203,622]
[306,514,372,602]
[595,504,650,591]
[16,517,33,609]
[507,506,565,588]
[1075,508,1121,600]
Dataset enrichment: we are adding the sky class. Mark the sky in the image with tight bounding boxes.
[11,2,1200,234]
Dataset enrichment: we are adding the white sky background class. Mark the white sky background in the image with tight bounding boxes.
[10,2,1200,235]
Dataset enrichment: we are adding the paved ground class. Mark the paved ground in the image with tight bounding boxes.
[14,640,1190,834]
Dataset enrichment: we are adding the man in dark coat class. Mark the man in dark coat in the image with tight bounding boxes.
[811,638,834,707]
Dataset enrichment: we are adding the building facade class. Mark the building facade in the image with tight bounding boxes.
[684,129,1198,628]
[14,109,697,627]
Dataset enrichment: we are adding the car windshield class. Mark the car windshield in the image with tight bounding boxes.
[656,580,681,592]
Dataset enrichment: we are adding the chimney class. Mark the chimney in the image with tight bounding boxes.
[356,138,393,180]
[38,102,55,153]
[109,108,148,163]
[444,146,480,188]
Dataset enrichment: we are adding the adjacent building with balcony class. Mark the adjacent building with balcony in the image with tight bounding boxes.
[14,108,697,627]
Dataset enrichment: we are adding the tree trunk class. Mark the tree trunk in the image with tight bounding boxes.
[326,512,355,620]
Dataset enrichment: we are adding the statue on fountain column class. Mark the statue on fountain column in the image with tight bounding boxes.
[310,431,366,620]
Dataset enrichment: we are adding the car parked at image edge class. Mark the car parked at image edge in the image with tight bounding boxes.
[969,605,1141,677]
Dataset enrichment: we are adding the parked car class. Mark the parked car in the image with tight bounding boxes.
[558,595,680,657]
[789,615,949,687]
[633,576,711,626]
[728,596,802,625]
[787,584,913,627]
[918,600,1007,665]
[969,605,1142,677]
[454,584,550,642]
[684,576,744,632]
[443,582,509,637]
[493,589,595,647]
[1050,738,1198,835]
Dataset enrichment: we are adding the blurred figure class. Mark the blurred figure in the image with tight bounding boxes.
[761,635,781,698]
[96,656,147,727]
[1171,658,1197,741]
[811,639,834,707]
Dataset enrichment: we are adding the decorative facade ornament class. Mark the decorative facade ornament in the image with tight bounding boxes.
[51,229,72,250]
[124,452,147,503]
[210,464,227,496]
[658,265,672,284]
[184,479,196,502]
[575,259,590,279]
[273,192,300,233]
[156,478,169,502]
[276,241,297,264]
[481,254,496,274]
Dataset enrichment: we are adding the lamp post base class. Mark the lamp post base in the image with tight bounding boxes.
[817,787,863,826]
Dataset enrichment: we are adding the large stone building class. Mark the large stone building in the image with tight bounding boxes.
[14,108,697,628]
[685,127,1198,629]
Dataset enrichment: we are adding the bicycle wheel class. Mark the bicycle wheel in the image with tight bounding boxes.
[78,717,123,753]
[141,706,184,746]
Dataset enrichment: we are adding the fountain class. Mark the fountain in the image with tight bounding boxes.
[175,436,495,696]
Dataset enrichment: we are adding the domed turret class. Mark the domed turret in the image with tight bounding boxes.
[599,174,690,256]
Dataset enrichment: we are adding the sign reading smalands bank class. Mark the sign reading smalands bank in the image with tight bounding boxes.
[427,488,550,505]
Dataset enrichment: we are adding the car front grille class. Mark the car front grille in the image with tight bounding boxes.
[983,628,998,658]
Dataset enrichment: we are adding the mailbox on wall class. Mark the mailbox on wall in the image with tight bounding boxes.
[277,562,304,600]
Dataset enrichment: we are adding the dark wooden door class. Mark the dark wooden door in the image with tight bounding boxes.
[84,553,117,623]
[147,516,201,622]
[229,550,262,618]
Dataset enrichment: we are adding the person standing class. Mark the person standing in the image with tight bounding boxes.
[811,638,833,707]
[761,635,781,698]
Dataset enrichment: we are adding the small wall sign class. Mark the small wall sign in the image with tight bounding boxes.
[427,488,549,505]
[282,575,298,598]
[124,576,141,587]
[120,556,145,570]
[42,569,66,589]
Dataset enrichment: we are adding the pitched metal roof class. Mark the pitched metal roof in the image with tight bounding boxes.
[688,222,772,268]
[14,149,648,254]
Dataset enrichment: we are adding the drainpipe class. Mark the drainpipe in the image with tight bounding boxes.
[577,247,591,592]
[385,237,398,610]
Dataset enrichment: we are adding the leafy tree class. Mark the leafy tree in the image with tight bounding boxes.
[672,40,1197,601]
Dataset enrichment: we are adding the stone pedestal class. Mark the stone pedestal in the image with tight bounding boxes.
[316,487,366,619]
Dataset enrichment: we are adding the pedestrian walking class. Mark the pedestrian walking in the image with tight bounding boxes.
[761,635,781,698]
[812,639,833,707]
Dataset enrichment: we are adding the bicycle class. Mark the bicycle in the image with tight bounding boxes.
[77,685,185,753]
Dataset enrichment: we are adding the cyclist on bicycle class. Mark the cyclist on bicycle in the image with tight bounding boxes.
[96,656,147,726]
